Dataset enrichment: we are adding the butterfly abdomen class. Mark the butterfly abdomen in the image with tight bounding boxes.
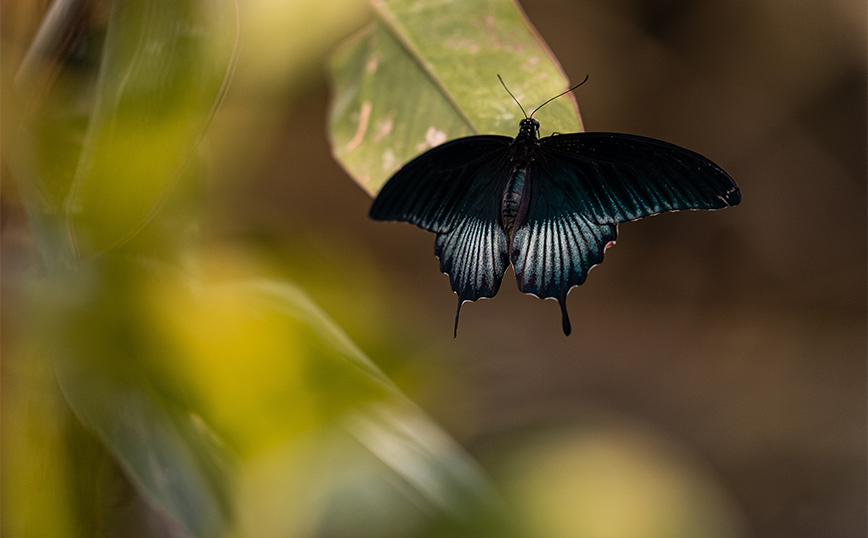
[500,119,541,234]
[501,168,527,233]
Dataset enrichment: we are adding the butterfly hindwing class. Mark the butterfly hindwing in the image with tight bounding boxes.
[434,180,510,335]
[369,136,511,232]
[510,163,618,335]
[537,133,741,224]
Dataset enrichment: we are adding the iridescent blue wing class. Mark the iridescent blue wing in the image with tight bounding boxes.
[510,163,618,335]
[435,176,511,336]
[370,135,514,335]
[537,133,741,224]
[369,136,511,232]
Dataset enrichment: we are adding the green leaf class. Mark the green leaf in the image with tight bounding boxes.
[42,263,234,538]
[329,0,583,195]
[66,0,237,257]
[40,257,508,537]
[56,370,234,538]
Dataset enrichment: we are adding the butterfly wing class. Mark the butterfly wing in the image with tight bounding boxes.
[537,133,741,224]
[369,135,512,233]
[435,177,511,335]
[510,163,618,336]
[370,135,514,335]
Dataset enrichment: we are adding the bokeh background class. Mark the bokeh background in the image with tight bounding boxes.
[2,0,865,537]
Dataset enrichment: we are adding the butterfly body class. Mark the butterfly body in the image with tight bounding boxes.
[500,167,526,233]
[370,116,740,336]
[500,119,539,232]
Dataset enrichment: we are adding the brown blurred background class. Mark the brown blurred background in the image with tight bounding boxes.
[3,0,865,536]
[209,0,865,536]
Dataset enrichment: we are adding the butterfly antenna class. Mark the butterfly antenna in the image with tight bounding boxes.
[498,74,528,119]
[530,74,589,119]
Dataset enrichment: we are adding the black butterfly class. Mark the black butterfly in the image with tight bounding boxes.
[370,77,740,336]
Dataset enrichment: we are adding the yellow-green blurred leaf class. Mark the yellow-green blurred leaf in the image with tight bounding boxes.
[45,267,235,538]
[38,253,507,537]
[141,276,398,454]
[329,0,582,195]
[66,0,236,256]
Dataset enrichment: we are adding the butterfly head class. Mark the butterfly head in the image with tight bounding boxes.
[498,74,589,144]
[517,117,540,141]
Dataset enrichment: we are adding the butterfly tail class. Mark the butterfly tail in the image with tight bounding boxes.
[453,300,463,338]
[559,297,572,336]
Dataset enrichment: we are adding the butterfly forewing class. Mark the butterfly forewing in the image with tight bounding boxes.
[537,133,741,224]
[369,136,511,232]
